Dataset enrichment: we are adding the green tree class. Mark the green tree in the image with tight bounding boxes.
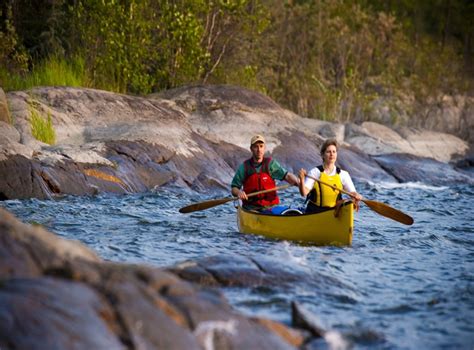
[197,0,269,89]
[0,1,29,75]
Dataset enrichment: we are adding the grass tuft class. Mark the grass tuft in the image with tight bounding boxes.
[0,55,88,92]
[29,106,56,145]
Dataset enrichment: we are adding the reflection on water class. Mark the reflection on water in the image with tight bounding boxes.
[2,182,474,349]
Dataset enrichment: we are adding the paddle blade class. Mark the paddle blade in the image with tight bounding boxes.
[179,197,235,213]
[362,199,414,225]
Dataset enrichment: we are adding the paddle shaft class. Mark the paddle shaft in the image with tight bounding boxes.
[305,174,357,199]
[179,184,291,213]
[242,184,291,200]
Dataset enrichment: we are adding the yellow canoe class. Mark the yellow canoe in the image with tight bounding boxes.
[237,202,354,246]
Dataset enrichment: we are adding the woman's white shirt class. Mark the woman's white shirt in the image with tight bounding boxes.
[303,167,356,193]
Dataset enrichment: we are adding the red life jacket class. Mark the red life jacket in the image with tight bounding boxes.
[242,157,279,207]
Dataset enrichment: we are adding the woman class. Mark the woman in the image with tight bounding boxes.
[299,139,362,213]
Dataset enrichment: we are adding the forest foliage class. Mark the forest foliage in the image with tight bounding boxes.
[1,0,473,123]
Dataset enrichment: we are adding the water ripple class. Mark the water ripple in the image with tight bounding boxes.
[371,304,418,314]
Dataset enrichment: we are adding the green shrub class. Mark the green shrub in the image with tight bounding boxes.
[29,106,56,145]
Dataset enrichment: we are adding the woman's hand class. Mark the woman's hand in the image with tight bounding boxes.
[350,191,362,211]
[298,169,309,197]
[285,172,300,186]
[299,168,307,182]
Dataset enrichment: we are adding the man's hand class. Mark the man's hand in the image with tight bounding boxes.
[232,187,248,200]
[237,190,248,200]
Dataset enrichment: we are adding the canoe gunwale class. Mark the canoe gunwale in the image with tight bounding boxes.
[237,200,353,217]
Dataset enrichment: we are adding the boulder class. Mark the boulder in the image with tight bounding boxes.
[0,121,19,143]
[271,129,398,183]
[345,121,469,163]
[0,208,307,349]
[271,130,324,174]
[318,123,345,142]
[366,92,474,146]
[337,146,398,183]
[0,277,126,350]
[373,153,474,185]
[0,121,32,161]
[167,254,355,295]
[395,127,469,162]
[291,302,326,337]
[421,94,474,145]
[0,88,11,124]
[154,84,299,152]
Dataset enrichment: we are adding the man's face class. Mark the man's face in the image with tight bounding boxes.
[250,142,265,162]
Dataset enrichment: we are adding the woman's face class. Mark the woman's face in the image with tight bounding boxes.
[323,144,337,165]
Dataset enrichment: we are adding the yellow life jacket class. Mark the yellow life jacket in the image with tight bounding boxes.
[308,166,343,208]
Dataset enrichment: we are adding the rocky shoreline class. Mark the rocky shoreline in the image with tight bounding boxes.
[1,85,473,349]
[0,85,473,200]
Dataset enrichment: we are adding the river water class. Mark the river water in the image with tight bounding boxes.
[2,181,473,349]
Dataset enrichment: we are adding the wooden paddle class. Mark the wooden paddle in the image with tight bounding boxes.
[179,184,291,214]
[305,174,414,225]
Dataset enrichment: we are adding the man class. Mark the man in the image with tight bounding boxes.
[231,134,299,210]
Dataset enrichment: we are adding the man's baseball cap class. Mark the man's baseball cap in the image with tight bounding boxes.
[250,134,265,146]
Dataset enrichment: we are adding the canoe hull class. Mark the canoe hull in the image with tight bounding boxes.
[237,203,354,246]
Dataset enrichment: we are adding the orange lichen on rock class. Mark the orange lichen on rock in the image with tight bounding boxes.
[83,169,126,186]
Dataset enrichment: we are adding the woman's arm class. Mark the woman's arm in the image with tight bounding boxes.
[341,171,362,210]
[298,169,310,197]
